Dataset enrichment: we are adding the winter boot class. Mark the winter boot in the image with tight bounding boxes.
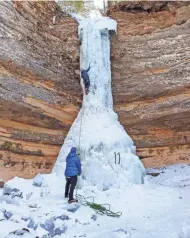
[68,199,78,204]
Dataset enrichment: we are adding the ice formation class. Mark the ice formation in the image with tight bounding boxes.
[53,15,145,189]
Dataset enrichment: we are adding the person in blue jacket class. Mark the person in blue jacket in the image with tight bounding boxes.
[65,147,82,203]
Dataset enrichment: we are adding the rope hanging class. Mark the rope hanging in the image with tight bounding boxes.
[78,23,88,154]
[76,104,122,218]
[78,108,84,155]
[76,109,122,218]
[76,26,122,219]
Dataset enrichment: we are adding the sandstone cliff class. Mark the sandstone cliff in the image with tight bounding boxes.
[0,1,81,180]
[109,1,190,167]
[0,1,190,180]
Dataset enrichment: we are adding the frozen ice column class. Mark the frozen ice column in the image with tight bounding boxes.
[52,16,145,190]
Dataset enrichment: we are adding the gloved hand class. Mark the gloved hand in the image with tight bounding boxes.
[78,173,81,176]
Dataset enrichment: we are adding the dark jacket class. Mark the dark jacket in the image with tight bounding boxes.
[81,64,90,88]
[65,147,82,177]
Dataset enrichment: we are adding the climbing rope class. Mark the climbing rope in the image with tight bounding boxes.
[76,28,122,218]
[76,110,122,218]
[76,194,122,218]
[78,108,84,155]
[76,111,122,218]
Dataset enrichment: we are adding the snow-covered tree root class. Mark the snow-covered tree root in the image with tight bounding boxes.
[52,15,145,190]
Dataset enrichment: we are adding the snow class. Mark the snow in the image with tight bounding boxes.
[72,14,117,33]
[147,164,190,187]
[53,14,145,189]
[93,0,108,11]
[1,9,189,238]
[0,164,190,237]
[179,225,190,238]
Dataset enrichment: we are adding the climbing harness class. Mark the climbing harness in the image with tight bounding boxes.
[76,193,122,218]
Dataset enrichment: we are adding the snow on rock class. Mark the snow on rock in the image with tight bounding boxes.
[40,218,55,234]
[54,214,69,221]
[5,228,35,238]
[4,210,13,219]
[91,214,97,221]
[52,225,67,237]
[2,173,64,202]
[0,195,20,205]
[9,214,23,223]
[146,164,190,187]
[179,225,190,238]
[3,177,32,200]
[27,218,38,230]
[71,14,117,33]
[66,203,81,213]
[3,186,23,199]
[0,210,5,221]
[53,14,145,189]
[0,202,30,223]
[33,174,44,187]
[40,217,67,237]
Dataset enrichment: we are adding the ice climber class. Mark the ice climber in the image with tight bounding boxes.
[65,147,82,204]
[81,63,90,95]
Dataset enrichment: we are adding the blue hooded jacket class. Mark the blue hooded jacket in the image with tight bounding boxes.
[65,147,82,177]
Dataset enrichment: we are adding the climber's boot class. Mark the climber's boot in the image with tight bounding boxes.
[68,199,78,204]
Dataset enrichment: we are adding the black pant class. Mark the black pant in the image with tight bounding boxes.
[65,176,77,201]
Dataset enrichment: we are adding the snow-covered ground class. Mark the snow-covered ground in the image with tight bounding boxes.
[0,163,190,238]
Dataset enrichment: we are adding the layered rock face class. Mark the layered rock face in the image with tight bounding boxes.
[0,1,81,180]
[109,1,190,167]
[0,1,190,180]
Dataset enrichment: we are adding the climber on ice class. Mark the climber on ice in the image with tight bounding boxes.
[81,63,90,95]
[65,147,82,204]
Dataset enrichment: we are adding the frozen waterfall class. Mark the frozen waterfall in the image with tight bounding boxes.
[52,15,145,190]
